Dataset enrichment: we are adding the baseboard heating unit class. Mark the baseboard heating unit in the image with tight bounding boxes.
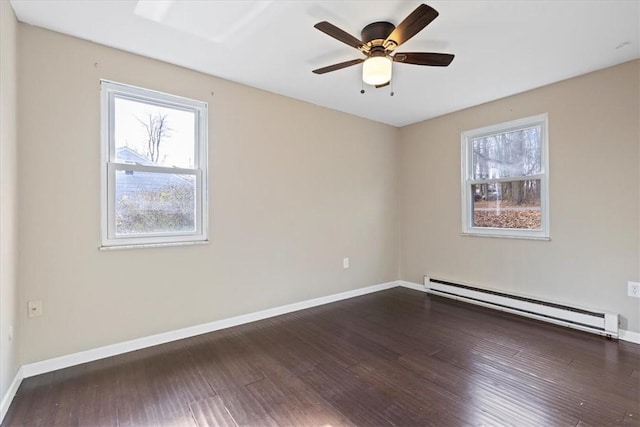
[425,277,619,338]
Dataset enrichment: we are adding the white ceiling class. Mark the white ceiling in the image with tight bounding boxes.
[10,0,640,127]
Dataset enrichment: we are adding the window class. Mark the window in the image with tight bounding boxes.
[461,113,549,239]
[100,81,208,248]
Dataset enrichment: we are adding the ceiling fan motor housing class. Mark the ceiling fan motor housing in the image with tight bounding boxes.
[361,22,395,45]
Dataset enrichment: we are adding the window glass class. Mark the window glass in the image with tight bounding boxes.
[461,114,548,239]
[101,80,208,248]
[471,126,541,179]
[471,179,542,230]
[115,170,196,235]
[114,97,196,169]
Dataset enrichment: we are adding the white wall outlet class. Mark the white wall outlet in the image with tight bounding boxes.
[343,257,350,269]
[628,281,640,298]
[8,325,13,341]
[28,299,43,318]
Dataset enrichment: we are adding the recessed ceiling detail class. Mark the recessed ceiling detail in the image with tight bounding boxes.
[134,0,275,44]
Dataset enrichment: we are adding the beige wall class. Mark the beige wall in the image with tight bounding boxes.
[17,25,399,364]
[0,0,19,397]
[399,60,640,333]
[12,21,640,367]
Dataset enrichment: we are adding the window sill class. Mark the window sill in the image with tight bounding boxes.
[99,240,209,251]
[461,232,551,241]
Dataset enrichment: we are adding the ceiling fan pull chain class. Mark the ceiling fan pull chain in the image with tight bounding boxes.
[390,79,394,97]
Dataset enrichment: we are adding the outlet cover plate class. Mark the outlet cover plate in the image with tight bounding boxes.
[628,281,640,298]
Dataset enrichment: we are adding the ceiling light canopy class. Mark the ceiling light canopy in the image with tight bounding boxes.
[362,56,392,86]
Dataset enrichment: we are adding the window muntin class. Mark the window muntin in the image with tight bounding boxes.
[461,114,549,239]
[101,81,208,248]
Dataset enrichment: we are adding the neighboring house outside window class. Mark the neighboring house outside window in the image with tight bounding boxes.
[461,113,549,239]
[101,81,208,248]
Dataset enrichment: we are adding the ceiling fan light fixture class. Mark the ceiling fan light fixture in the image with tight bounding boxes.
[312,4,454,87]
[362,56,392,86]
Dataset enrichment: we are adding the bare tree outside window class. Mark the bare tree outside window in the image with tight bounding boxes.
[136,113,172,164]
[114,96,195,169]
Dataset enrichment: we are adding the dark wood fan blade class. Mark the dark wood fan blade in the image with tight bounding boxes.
[314,21,365,50]
[393,52,454,66]
[312,58,364,74]
[384,4,439,50]
[375,82,390,88]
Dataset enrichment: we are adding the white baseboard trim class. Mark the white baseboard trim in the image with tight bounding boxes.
[619,329,640,344]
[0,366,23,423]
[398,280,426,292]
[21,280,399,379]
[5,278,638,424]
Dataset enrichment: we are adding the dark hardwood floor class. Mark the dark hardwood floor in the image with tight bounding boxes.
[3,287,640,426]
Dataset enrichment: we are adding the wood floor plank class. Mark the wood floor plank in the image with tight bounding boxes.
[240,319,348,376]
[396,352,566,426]
[114,354,163,427]
[3,373,56,426]
[189,396,237,427]
[184,332,265,392]
[215,386,279,427]
[113,344,199,426]
[74,357,119,425]
[222,332,357,427]
[142,340,217,405]
[3,288,639,427]
[246,376,353,427]
[513,347,640,412]
[49,364,88,426]
[348,361,496,426]
[299,363,397,426]
[622,411,640,426]
[431,344,628,425]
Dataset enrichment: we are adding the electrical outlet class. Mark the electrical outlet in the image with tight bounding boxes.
[28,300,43,318]
[628,281,640,298]
[343,257,350,269]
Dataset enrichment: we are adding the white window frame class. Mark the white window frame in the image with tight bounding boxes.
[461,113,549,240]
[100,80,208,249]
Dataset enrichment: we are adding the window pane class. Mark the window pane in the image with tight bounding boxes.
[472,126,541,179]
[114,97,196,168]
[472,179,541,229]
[115,170,196,235]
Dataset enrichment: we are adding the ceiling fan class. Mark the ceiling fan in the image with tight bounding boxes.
[312,3,454,88]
